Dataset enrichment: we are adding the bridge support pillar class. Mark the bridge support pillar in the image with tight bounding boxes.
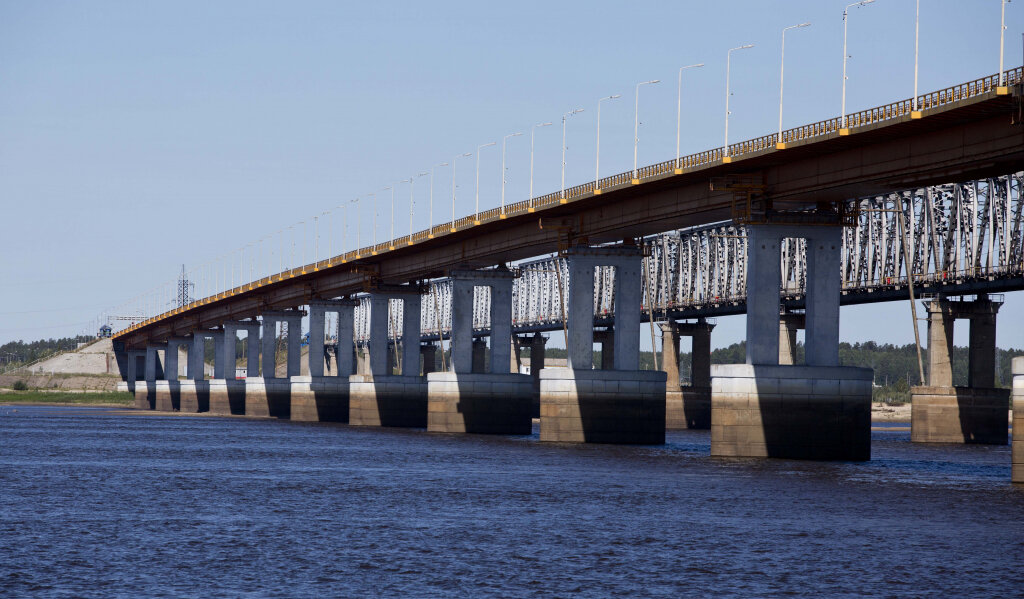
[593,328,615,369]
[665,319,715,430]
[778,312,805,365]
[291,300,357,422]
[429,268,533,434]
[234,310,302,419]
[911,295,1008,444]
[350,288,427,427]
[540,246,666,444]
[712,224,871,460]
[156,337,189,412]
[142,344,166,411]
[420,344,437,375]
[1012,358,1024,484]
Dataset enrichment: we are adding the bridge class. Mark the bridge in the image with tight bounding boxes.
[110,67,1024,481]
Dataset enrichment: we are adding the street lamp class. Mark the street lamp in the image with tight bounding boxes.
[351,198,361,256]
[778,23,811,147]
[368,192,377,248]
[633,79,660,183]
[389,183,405,250]
[500,132,522,217]
[595,94,621,192]
[428,162,448,238]
[529,122,552,212]
[1000,0,1009,87]
[724,44,754,160]
[675,64,704,172]
[842,0,876,130]
[450,152,472,232]
[561,108,584,202]
[410,173,428,244]
[913,0,920,113]
[474,141,496,224]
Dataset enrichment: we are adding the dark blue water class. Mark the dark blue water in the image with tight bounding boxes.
[1,406,1022,598]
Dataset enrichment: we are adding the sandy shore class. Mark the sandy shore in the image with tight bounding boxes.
[871,402,911,423]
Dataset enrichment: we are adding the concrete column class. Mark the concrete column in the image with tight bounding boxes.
[421,344,437,375]
[968,299,998,388]
[594,329,615,370]
[210,331,225,380]
[660,323,680,388]
[261,317,278,378]
[127,350,144,382]
[144,345,164,382]
[164,337,188,381]
[285,317,301,377]
[530,332,546,392]
[451,279,474,373]
[745,225,782,365]
[804,228,842,367]
[336,304,355,377]
[567,257,595,370]
[612,259,641,371]
[245,324,260,377]
[221,323,241,379]
[778,312,805,366]
[489,278,513,374]
[401,294,421,376]
[926,300,954,387]
[368,296,390,375]
[472,339,487,373]
[191,334,206,381]
[691,322,712,388]
[386,341,397,374]
[308,304,326,377]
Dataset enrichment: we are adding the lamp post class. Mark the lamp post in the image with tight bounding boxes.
[428,162,447,237]
[724,44,754,159]
[529,122,552,211]
[675,64,703,171]
[842,0,876,129]
[500,132,522,217]
[595,94,621,192]
[352,198,360,254]
[369,192,377,247]
[391,183,405,249]
[474,141,496,224]
[913,0,920,111]
[411,173,427,243]
[778,23,810,146]
[450,152,472,232]
[633,80,660,182]
[1000,0,1009,86]
[561,108,584,201]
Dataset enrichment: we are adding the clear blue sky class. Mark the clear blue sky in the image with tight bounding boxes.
[1,0,1021,349]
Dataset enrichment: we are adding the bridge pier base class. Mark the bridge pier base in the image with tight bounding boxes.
[154,380,180,412]
[540,246,666,444]
[349,374,427,427]
[290,376,349,422]
[911,295,1008,444]
[712,223,872,460]
[177,380,210,413]
[1012,358,1024,484]
[208,378,246,416]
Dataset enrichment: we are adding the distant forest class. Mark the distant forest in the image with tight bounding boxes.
[531,341,1024,403]
[0,336,94,366]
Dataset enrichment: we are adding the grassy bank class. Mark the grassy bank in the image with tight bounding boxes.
[0,390,134,406]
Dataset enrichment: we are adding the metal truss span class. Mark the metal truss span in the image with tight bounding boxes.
[352,172,1023,342]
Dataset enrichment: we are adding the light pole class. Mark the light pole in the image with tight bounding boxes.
[390,183,405,249]
[913,0,920,112]
[675,64,704,171]
[633,80,660,182]
[595,94,621,192]
[474,141,496,224]
[842,0,876,130]
[369,192,377,248]
[501,132,522,217]
[529,122,552,212]
[411,173,427,243]
[428,162,447,237]
[1000,0,1009,86]
[352,198,361,254]
[724,44,754,160]
[561,108,584,201]
[278,229,284,274]
[450,152,472,232]
[778,23,810,146]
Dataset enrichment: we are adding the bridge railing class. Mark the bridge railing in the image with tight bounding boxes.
[114,67,1023,338]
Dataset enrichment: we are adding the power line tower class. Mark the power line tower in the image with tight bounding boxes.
[176,265,195,308]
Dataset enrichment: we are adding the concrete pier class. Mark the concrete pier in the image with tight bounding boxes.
[289,300,357,422]
[154,380,180,412]
[208,379,246,415]
[1012,357,1023,484]
[177,380,210,413]
[428,268,533,434]
[539,245,666,444]
[663,320,714,429]
[349,288,427,427]
[911,295,1008,444]
[711,223,872,461]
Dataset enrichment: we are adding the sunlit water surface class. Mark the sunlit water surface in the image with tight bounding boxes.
[1,406,1021,597]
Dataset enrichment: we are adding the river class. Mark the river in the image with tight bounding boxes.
[1,406,1021,597]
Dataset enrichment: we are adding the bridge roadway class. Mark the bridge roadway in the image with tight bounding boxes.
[115,68,1024,349]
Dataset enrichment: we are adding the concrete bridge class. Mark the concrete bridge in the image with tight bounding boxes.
[112,67,1024,480]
